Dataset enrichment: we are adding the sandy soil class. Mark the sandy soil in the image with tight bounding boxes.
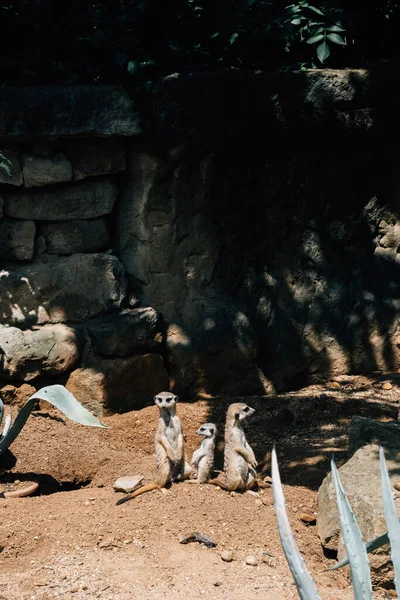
[0,374,399,600]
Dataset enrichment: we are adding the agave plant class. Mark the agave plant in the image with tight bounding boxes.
[272,445,400,599]
[0,384,107,459]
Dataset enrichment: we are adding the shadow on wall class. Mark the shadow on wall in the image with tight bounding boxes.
[205,126,400,395]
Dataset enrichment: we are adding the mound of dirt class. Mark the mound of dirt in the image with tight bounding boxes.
[0,375,398,599]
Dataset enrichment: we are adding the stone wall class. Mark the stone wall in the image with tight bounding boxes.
[1,71,400,413]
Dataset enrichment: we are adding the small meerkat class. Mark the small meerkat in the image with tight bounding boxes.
[190,423,217,483]
[209,403,257,492]
[116,392,191,505]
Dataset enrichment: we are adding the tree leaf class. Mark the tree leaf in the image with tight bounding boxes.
[308,5,324,15]
[306,33,324,44]
[326,33,346,45]
[230,32,239,45]
[317,41,330,62]
[326,25,346,32]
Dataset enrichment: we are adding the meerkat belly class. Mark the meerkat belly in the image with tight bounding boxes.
[226,429,249,479]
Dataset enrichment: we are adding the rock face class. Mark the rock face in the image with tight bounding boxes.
[0,86,141,138]
[39,218,110,255]
[66,353,169,415]
[3,179,118,221]
[63,138,126,181]
[0,219,35,260]
[317,419,400,586]
[22,153,72,187]
[0,253,127,326]
[84,307,164,357]
[0,381,37,406]
[0,323,79,380]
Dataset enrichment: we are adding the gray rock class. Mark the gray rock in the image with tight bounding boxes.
[0,86,141,138]
[4,179,117,221]
[22,153,72,187]
[0,219,35,260]
[85,308,164,357]
[0,253,127,326]
[66,353,169,415]
[348,415,400,458]
[113,476,144,493]
[0,148,23,186]
[40,218,110,255]
[63,138,126,181]
[0,323,79,380]
[317,439,400,587]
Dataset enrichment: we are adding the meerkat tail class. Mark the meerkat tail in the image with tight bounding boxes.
[0,482,39,499]
[116,482,160,505]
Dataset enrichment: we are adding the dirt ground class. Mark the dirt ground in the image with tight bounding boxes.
[0,374,399,600]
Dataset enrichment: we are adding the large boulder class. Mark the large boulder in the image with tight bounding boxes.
[3,179,117,221]
[63,138,126,181]
[84,307,164,357]
[0,86,141,138]
[0,323,79,380]
[22,153,72,187]
[66,353,169,415]
[317,419,400,587]
[39,218,110,255]
[0,219,35,260]
[0,253,127,327]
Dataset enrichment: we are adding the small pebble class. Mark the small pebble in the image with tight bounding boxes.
[394,482,400,491]
[300,513,317,525]
[382,382,393,390]
[14,480,20,485]
[221,550,233,562]
[213,582,222,587]
[246,555,258,566]
[255,499,263,507]
[84,501,91,506]
[330,381,341,388]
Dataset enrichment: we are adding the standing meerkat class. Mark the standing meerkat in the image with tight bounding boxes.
[190,423,217,483]
[116,392,191,505]
[209,403,257,492]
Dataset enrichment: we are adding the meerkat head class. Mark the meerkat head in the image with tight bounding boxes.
[154,392,178,411]
[226,402,255,424]
[196,423,217,438]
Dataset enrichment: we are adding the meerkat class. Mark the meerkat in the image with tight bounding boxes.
[116,392,191,505]
[189,423,217,483]
[209,403,258,492]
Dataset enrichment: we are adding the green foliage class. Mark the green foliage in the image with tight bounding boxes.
[0,1,398,85]
[0,385,107,458]
[272,446,400,598]
[274,1,346,66]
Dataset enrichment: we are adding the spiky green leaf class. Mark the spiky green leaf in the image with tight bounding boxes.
[272,446,322,600]
[379,446,400,592]
[331,457,373,600]
[30,385,107,428]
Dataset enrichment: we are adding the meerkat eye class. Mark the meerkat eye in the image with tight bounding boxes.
[166,397,173,403]
[210,428,214,435]
[243,406,250,412]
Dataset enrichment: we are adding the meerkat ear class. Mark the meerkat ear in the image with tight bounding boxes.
[153,395,158,402]
[174,395,179,402]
